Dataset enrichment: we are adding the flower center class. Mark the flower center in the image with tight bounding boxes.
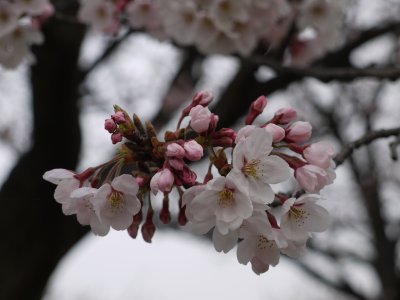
[242,159,261,178]
[256,235,273,250]
[217,188,234,208]
[289,206,310,225]
[108,191,125,212]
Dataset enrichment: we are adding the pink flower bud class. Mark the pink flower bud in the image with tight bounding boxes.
[245,96,268,125]
[264,123,285,142]
[111,131,123,144]
[179,166,197,187]
[193,91,214,106]
[303,141,335,169]
[274,107,297,124]
[150,168,175,195]
[184,140,203,161]
[211,128,237,147]
[141,209,155,243]
[111,111,126,124]
[209,114,219,132]
[285,121,312,143]
[166,143,185,158]
[160,195,171,224]
[189,105,212,133]
[169,158,185,170]
[104,118,117,133]
[295,164,329,193]
[136,176,146,187]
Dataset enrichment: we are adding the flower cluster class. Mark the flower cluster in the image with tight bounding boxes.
[0,0,53,69]
[43,91,335,274]
[1,0,348,69]
[78,0,347,61]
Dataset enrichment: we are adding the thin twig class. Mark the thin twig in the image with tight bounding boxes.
[334,127,400,166]
[247,56,400,82]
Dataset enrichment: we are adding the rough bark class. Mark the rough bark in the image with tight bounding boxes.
[0,18,87,300]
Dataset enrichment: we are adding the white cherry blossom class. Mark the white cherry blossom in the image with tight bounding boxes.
[186,176,253,235]
[236,212,283,274]
[94,174,141,231]
[280,194,330,242]
[0,2,19,37]
[78,0,116,32]
[14,0,50,15]
[43,168,80,215]
[230,128,290,204]
[0,24,44,69]
[70,187,110,236]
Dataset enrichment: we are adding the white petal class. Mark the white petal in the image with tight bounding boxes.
[108,211,133,230]
[213,228,238,253]
[43,168,74,184]
[70,187,97,198]
[237,236,256,265]
[248,178,274,204]
[251,257,269,275]
[90,215,110,236]
[112,174,139,196]
[258,156,290,184]
[258,241,280,266]
[189,219,215,235]
[280,213,310,242]
[244,128,273,158]
[124,194,141,215]
[54,179,79,204]
[301,203,331,232]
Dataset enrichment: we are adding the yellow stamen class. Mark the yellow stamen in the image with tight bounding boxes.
[256,235,274,250]
[108,191,124,212]
[217,188,234,208]
[242,159,261,178]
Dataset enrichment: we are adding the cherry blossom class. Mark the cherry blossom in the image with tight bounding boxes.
[230,128,290,204]
[237,212,282,275]
[44,91,336,274]
[43,168,80,214]
[0,24,44,69]
[69,187,110,236]
[93,174,141,231]
[186,176,252,235]
[303,141,335,169]
[280,194,330,242]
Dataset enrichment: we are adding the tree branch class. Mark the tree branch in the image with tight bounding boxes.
[247,56,400,82]
[334,127,400,166]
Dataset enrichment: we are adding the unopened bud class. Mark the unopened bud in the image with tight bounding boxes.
[245,96,267,125]
[112,111,126,124]
[264,123,285,142]
[111,131,123,144]
[184,140,203,161]
[142,208,156,243]
[160,194,171,224]
[193,91,214,106]
[285,121,312,143]
[274,107,297,124]
[104,118,117,133]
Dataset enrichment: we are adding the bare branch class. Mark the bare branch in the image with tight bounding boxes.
[80,29,134,79]
[247,57,400,82]
[334,127,400,166]
[294,260,367,300]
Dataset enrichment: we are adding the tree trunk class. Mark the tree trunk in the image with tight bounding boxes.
[0,18,87,300]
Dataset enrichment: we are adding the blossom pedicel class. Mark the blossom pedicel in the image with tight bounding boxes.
[43,91,336,275]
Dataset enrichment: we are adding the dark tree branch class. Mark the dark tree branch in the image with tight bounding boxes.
[79,29,135,79]
[334,127,400,166]
[295,260,368,300]
[247,57,400,82]
[152,47,202,130]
